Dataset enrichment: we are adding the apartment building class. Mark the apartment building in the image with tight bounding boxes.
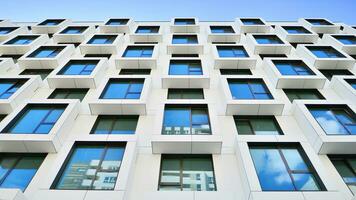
[0,17,355,200]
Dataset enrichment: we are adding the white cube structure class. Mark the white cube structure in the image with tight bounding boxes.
[99,18,135,33]
[0,26,28,42]
[129,24,163,43]
[245,33,292,55]
[170,17,200,33]
[115,44,159,69]
[53,25,96,43]
[299,18,341,34]
[207,25,240,43]
[274,25,319,43]
[31,19,71,34]
[235,18,271,34]
[0,34,49,55]
[167,34,204,54]
[321,34,356,54]
[212,44,257,69]
[79,33,124,55]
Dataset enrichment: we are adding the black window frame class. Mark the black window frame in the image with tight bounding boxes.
[167,88,204,99]
[234,115,284,135]
[48,88,89,101]
[89,115,139,135]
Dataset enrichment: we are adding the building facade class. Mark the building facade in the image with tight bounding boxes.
[0,17,355,200]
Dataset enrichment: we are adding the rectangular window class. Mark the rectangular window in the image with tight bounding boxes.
[90,115,138,134]
[119,69,151,75]
[60,26,88,34]
[159,154,216,191]
[0,79,26,99]
[84,54,112,59]
[169,60,202,75]
[210,26,235,33]
[1,104,66,134]
[38,19,64,26]
[308,105,356,135]
[135,26,160,34]
[57,60,98,75]
[167,89,204,99]
[172,35,198,44]
[329,155,356,194]
[28,46,64,58]
[249,143,325,191]
[53,143,125,190]
[220,69,252,75]
[282,26,311,34]
[174,19,195,25]
[307,46,346,58]
[273,60,315,75]
[284,89,325,102]
[100,79,144,99]
[228,79,273,100]
[319,69,354,80]
[290,42,314,48]
[217,46,249,57]
[49,89,89,101]
[123,46,154,57]
[0,27,18,35]
[0,153,45,191]
[171,54,199,58]
[5,35,38,45]
[162,105,211,135]
[87,35,116,44]
[333,35,356,45]
[234,116,283,135]
[105,19,129,25]
[306,19,333,26]
[259,54,287,59]
[240,18,265,25]
[254,35,284,44]
[346,79,356,90]
[20,69,53,80]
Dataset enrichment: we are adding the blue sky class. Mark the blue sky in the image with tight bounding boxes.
[1,0,356,24]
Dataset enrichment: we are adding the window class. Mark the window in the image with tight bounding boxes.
[90,115,138,134]
[332,35,356,45]
[159,154,216,191]
[240,18,265,25]
[346,79,356,89]
[84,54,112,59]
[162,105,211,135]
[172,35,198,44]
[234,116,283,135]
[0,27,18,34]
[306,19,333,26]
[329,155,356,194]
[174,19,195,25]
[49,89,89,101]
[210,26,235,33]
[20,69,53,80]
[171,54,199,57]
[123,46,153,57]
[217,46,249,57]
[60,26,87,34]
[249,143,324,191]
[167,89,204,99]
[273,60,315,75]
[307,46,346,58]
[284,89,325,102]
[135,26,160,34]
[254,35,284,44]
[38,19,64,26]
[1,104,66,134]
[259,54,287,59]
[228,79,273,99]
[28,46,64,58]
[5,35,38,45]
[119,69,151,75]
[100,79,144,99]
[57,60,98,75]
[319,69,354,81]
[0,115,6,122]
[282,26,311,34]
[53,143,125,190]
[87,35,116,44]
[105,19,129,25]
[308,105,356,135]
[220,69,252,75]
[0,154,45,191]
[0,79,26,99]
[169,60,202,75]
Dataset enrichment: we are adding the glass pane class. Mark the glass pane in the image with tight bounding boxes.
[251,118,280,135]
[111,117,138,134]
[44,109,64,123]
[160,158,181,191]
[276,64,296,75]
[182,157,215,191]
[309,108,349,135]
[9,108,50,134]
[229,81,253,99]
[163,108,190,135]
[281,149,308,171]
[93,118,113,134]
[169,63,189,75]
[0,157,17,181]
[191,109,210,135]
[236,120,253,135]
[292,173,320,191]
[102,82,129,99]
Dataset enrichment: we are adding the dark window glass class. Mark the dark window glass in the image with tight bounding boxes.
[28,46,64,58]
[346,79,356,90]
[172,35,198,44]
[167,89,204,99]
[228,79,273,99]
[307,46,346,58]
[212,42,236,44]
[5,35,38,45]
[60,26,88,34]
[329,155,356,194]
[20,69,53,80]
[290,42,314,48]
[159,154,216,191]
[240,18,264,25]
[105,19,129,25]
[234,116,283,135]
[333,35,356,45]
[53,143,125,190]
[162,105,211,135]
[306,19,333,26]
[171,54,199,57]
[38,19,64,26]
[84,54,112,59]
[210,26,235,33]
[0,79,26,99]
[0,154,45,191]
[123,46,153,57]
[119,69,151,75]
[284,89,325,102]
[0,115,6,122]
[273,60,314,75]
[100,79,144,99]
[174,19,195,25]
[135,26,160,34]
[49,89,89,101]
[259,54,287,59]
[220,69,252,75]
[58,60,98,75]
[0,27,18,35]
[217,46,249,57]
[283,26,311,34]
[87,35,116,44]
[308,105,356,135]
[249,143,324,191]
[0,54,22,63]
[319,69,354,80]
[90,115,138,134]
[254,35,284,44]
[169,60,202,75]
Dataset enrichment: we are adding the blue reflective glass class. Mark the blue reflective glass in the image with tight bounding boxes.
[0,82,19,99]
[39,20,63,26]
[169,61,202,75]
[58,61,98,75]
[210,26,235,33]
[123,46,153,57]
[228,80,272,100]
[274,61,314,76]
[241,19,264,25]
[163,108,191,130]
[172,35,198,44]
[281,149,308,171]
[292,173,320,191]
[135,26,159,34]
[100,80,143,99]
[0,27,17,34]
[87,35,116,44]
[283,26,311,34]
[334,36,356,45]
[106,19,129,25]
[217,46,248,57]
[254,35,284,44]
[174,19,195,25]
[308,47,346,58]
[28,47,63,58]
[306,19,333,26]
[61,27,87,34]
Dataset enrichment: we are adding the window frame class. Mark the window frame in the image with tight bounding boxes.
[228,78,273,100]
[90,115,139,135]
[167,88,204,99]
[100,78,145,99]
[283,89,325,102]
[234,115,284,135]
[329,155,356,194]
[0,79,27,99]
